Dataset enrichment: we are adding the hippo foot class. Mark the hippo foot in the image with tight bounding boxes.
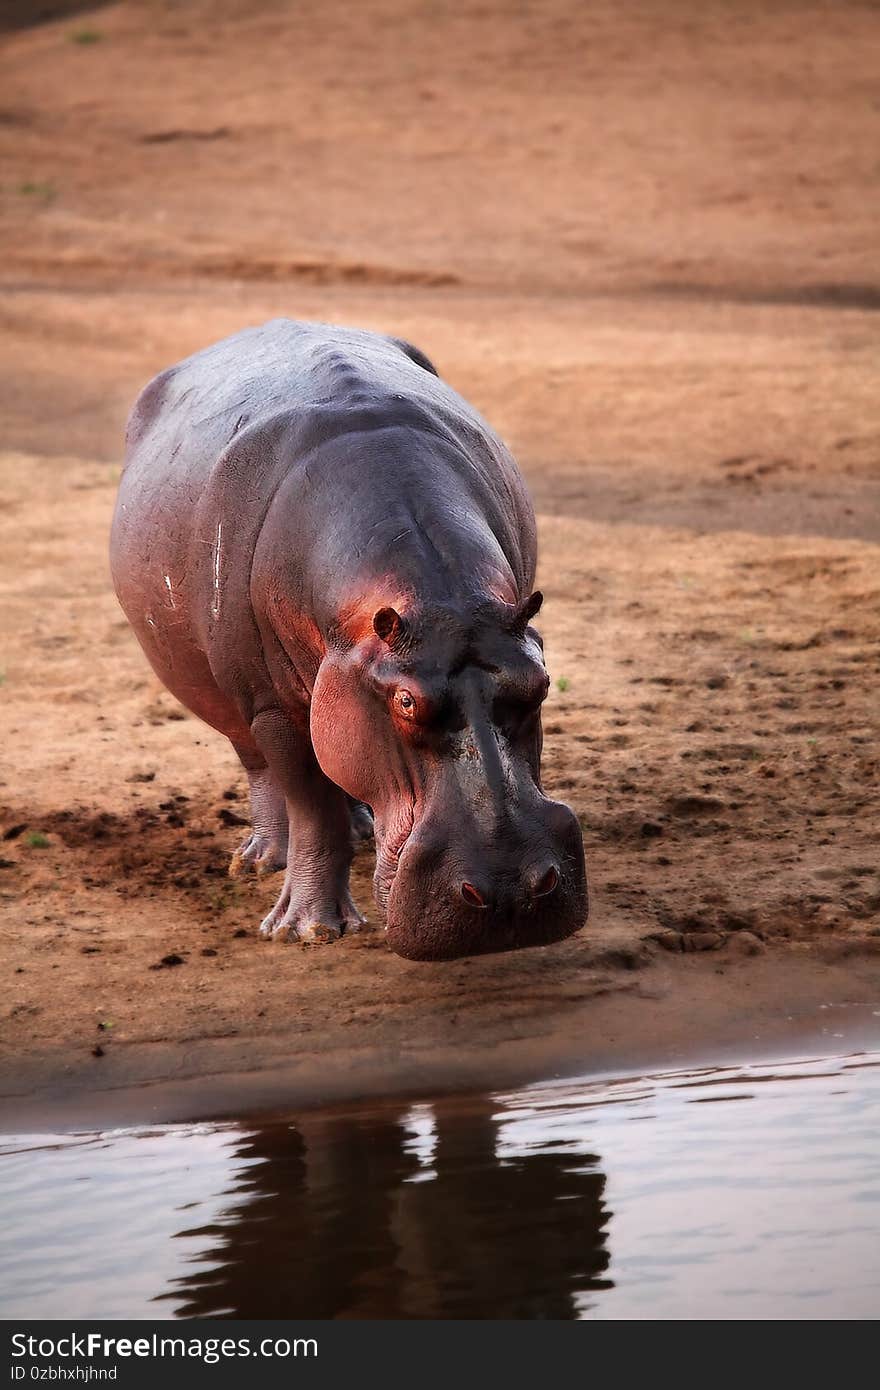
[258,878,365,944]
[350,801,375,844]
[229,830,288,879]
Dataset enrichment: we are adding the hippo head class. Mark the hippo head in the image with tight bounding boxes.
[310,591,588,960]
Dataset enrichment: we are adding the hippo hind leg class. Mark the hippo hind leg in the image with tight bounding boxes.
[229,749,289,878]
[348,796,374,844]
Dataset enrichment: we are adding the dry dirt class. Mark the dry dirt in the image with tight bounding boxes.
[0,0,878,1122]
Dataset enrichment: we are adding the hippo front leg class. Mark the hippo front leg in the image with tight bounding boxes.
[250,709,365,944]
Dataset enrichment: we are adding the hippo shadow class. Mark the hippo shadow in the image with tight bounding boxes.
[9,803,252,906]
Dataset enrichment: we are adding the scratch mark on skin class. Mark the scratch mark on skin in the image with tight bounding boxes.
[164,574,176,609]
[212,521,223,619]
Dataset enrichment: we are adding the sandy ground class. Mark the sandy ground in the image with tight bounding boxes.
[1,1,879,1122]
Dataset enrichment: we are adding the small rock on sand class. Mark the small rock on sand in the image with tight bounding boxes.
[727,931,765,957]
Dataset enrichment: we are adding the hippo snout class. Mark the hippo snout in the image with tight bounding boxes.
[458,854,560,913]
[382,799,588,961]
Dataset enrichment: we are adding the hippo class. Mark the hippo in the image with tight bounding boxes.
[110,319,588,960]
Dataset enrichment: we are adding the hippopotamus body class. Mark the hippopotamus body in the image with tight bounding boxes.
[111,319,588,960]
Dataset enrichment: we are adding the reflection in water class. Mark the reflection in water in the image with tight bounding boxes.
[163,1100,610,1319]
[2,1045,880,1320]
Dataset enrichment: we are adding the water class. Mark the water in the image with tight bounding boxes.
[2,1047,879,1320]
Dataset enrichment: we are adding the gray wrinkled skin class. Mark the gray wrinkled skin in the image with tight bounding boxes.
[111,319,588,959]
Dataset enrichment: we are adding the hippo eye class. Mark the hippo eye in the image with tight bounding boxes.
[395,689,417,718]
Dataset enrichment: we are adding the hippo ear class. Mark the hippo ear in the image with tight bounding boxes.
[515,590,544,629]
[373,606,405,646]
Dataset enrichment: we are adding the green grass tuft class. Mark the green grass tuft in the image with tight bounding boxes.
[555,676,570,693]
[70,29,103,45]
[25,831,49,849]
[18,180,57,202]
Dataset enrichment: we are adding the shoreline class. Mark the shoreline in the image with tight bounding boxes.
[4,950,880,1133]
[3,454,878,1143]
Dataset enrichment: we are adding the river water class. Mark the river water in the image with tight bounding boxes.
[2,1041,879,1319]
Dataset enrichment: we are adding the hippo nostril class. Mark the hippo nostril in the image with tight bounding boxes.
[532,864,559,899]
[460,881,489,909]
